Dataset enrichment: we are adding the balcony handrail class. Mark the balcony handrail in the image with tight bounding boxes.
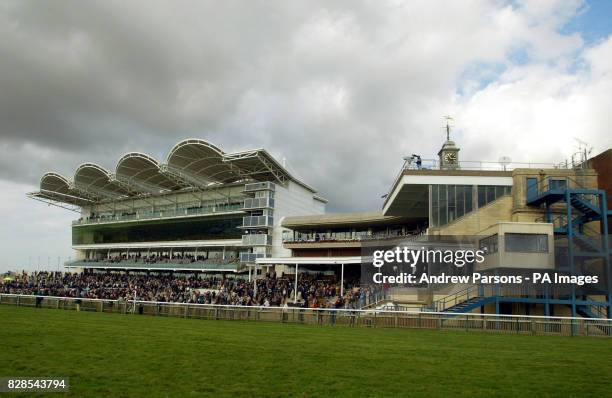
[283,230,422,243]
[241,234,272,246]
[73,202,244,226]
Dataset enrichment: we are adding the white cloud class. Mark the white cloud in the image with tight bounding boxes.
[0,0,610,270]
[454,35,612,164]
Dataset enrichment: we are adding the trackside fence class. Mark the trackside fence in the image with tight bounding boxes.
[1,293,611,338]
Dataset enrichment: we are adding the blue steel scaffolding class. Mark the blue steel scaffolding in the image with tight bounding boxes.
[432,176,611,319]
[526,176,611,318]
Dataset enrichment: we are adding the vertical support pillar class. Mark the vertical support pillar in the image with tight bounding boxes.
[340,264,345,297]
[599,191,612,318]
[294,264,299,304]
[567,190,577,318]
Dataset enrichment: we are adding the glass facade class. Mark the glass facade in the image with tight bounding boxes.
[477,185,512,208]
[431,185,473,227]
[431,184,511,228]
[72,215,243,245]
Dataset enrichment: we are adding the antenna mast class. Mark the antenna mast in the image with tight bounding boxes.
[443,115,454,141]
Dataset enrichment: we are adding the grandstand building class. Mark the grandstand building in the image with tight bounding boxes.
[260,136,611,317]
[29,133,611,318]
[28,139,326,275]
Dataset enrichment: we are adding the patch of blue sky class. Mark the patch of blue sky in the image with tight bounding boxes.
[561,0,612,44]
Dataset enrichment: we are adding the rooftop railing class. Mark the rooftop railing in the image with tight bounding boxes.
[384,157,571,207]
[403,158,567,172]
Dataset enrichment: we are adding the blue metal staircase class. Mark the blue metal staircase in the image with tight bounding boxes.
[431,285,495,313]
[427,176,610,318]
[527,176,611,318]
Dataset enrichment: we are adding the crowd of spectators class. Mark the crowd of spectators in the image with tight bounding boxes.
[1,271,384,309]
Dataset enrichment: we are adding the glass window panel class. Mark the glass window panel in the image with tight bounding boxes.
[465,186,473,213]
[478,186,486,208]
[505,233,549,253]
[439,185,448,226]
[486,185,495,203]
[456,185,465,218]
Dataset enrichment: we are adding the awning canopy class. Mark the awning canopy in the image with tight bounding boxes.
[116,152,187,194]
[165,139,241,186]
[74,163,133,199]
[29,172,95,207]
[30,138,316,208]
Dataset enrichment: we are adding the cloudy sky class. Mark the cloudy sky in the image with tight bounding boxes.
[1,0,611,271]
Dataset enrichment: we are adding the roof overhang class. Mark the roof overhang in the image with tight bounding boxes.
[383,170,513,216]
[282,211,419,229]
[256,256,363,265]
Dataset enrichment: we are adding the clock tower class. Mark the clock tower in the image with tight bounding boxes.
[438,117,460,170]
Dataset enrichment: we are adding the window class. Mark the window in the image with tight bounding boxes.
[480,234,498,255]
[549,179,567,190]
[430,184,473,227]
[526,178,538,200]
[504,233,548,253]
[478,185,511,208]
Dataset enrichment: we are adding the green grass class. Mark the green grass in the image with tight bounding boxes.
[1,306,612,397]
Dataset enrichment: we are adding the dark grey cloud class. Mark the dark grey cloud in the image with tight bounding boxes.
[0,0,606,216]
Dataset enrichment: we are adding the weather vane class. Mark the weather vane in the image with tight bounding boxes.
[443,115,454,141]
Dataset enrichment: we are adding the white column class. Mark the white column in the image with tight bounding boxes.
[340,263,345,297]
[294,264,299,303]
[248,266,252,282]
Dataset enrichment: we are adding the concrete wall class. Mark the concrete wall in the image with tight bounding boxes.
[272,181,326,257]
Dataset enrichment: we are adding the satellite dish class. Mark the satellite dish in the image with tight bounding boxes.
[499,156,512,171]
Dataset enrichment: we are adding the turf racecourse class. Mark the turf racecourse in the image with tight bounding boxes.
[1,306,611,398]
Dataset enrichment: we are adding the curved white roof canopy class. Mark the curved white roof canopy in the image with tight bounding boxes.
[74,163,132,199]
[31,138,316,208]
[165,139,242,186]
[116,152,187,194]
[35,172,94,206]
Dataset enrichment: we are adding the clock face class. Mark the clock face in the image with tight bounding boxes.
[444,152,457,163]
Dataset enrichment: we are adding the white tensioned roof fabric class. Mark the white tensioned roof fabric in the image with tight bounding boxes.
[116,152,187,194]
[73,163,132,199]
[30,138,315,207]
[35,172,94,206]
[165,139,241,185]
